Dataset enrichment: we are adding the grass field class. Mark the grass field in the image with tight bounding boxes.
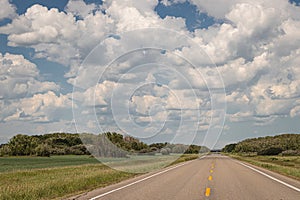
[0,154,198,200]
[228,154,300,180]
[0,155,100,173]
[104,154,199,173]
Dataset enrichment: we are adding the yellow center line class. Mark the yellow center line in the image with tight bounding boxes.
[210,169,213,173]
[205,187,211,197]
[208,175,212,181]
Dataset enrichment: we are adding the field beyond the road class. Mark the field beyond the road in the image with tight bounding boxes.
[228,154,300,180]
[0,154,198,200]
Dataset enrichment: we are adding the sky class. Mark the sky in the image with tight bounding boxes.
[0,0,300,149]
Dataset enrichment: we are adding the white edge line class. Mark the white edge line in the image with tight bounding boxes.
[89,155,206,200]
[235,160,300,192]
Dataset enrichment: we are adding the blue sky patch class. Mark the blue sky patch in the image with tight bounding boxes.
[155,1,217,31]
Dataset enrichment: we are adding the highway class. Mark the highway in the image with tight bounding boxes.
[70,154,300,200]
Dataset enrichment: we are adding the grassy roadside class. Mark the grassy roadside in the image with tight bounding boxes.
[0,164,135,200]
[0,155,100,173]
[0,154,198,200]
[168,154,200,166]
[226,154,300,181]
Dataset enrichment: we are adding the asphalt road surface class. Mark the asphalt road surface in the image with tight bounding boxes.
[70,154,300,200]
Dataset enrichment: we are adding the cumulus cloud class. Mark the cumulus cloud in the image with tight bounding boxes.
[0,4,114,68]
[0,53,70,127]
[0,53,59,99]
[0,1,187,76]
[0,0,16,21]
[2,91,72,123]
[65,0,99,18]
[67,0,300,142]
[192,1,300,121]
[190,0,300,20]
[72,80,117,107]
[290,104,300,118]
[0,0,300,144]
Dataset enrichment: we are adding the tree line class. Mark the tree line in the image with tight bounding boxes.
[222,134,300,156]
[0,132,209,157]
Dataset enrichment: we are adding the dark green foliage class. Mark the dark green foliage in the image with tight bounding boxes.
[257,147,283,155]
[0,133,86,157]
[0,132,209,157]
[184,145,201,154]
[223,134,300,155]
[7,134,38,156]
[69,144,89,155]
[222,143,237,153]
[0,144,11,156]
[150,146,158,152]
[149,143,168,149]
[35,144,51,157]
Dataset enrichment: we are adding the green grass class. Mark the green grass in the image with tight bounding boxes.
[0,154,199,199]
[228,154,300,180]
[106,154,192,173]
[0,155,99,173]
[0,164,134,200]
[169,154,200,166]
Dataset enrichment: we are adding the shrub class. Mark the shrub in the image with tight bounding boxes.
[160,148,170,155]
[258,147,283,156]
[150,147,158,152]
[35,144,51,157]
[139,148,149,154]
[0,144,11,156]
[69,145,88,155]
[281,150,300,156]
[222,143,237,153]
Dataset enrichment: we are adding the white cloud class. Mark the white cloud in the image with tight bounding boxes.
[0,53,59,99]
[2,91,72,122]
[131,95,164,115]
[0,4,114,67]
[166,89,202,110]
[190,0,299,19]
[290,105,300,118]
[0,0,300,142]
[228,111,253,122]
[65,0,99,18]
[250,81,294,117]
[104,0,159,15]
[0,0,16,21]
[160,0,186,6]
[72,80,117,107]
[219,52,269,87]
[226,3,279,37]
[0,1,187,73]
[0,0,190,94]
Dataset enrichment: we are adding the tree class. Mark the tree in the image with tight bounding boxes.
[8,134,38,156]
[185,145,200,154]
[160,148,170,155]
[35,144,50,157]
[228,134,299,155]
[222,143,237,153]
[149,143,167,150]
[258,147,283,156]
[0,144,11,156]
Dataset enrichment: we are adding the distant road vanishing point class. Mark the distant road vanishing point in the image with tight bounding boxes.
[69,154,300,200]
